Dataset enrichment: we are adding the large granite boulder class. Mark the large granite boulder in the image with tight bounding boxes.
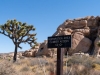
[68,32,92,55]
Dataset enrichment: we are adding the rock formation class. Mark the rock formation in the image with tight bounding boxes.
[22,46,39,57]
[23,16,100,57]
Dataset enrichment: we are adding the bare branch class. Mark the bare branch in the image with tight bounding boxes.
[0,30,12,39]
[18,45,22,49]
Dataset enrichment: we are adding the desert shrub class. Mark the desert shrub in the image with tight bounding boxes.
[89,69,100,75]
[7,57,11,61]
[0,60,17,75]
[14,59,29,65]
[38,58,48,65]
[64,65,91,75]
[67,55,84,64]
[0,56,2,59]
[20,66,31,72]
[18,56,25,59]
[93,58,100,65]
[67,55,94,68]
[64,56,100,75]
[92,63,100,70]
[28,59,39,66]
[28,58,48,66]
[82,58,93,68]
[35,72,43,75]
[14,60,23,65]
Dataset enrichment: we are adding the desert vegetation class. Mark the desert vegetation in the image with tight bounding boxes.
[0,54,100,75]
[0,19,37,62]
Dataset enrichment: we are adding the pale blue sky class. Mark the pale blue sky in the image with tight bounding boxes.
[0,0,100,53]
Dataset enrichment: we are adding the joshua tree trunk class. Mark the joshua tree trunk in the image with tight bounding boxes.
[13,44,18,62]
[13,39,18,62]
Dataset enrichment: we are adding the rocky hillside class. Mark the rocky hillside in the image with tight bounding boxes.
[22,16,100,57]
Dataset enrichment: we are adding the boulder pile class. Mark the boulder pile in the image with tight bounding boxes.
[23,16,100,57]
[22,45,39,57]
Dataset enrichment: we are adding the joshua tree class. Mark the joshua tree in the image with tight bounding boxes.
[0,19,37,62]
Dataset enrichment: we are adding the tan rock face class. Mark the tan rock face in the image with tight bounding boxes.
[23,16,100,57]
[35,40,56,56]
[22,47,39,57]
[59,28,73,35]
[68,32,92,55]
[73,27,90,36]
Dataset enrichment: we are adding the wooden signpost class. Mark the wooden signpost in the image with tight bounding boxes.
[48,35,71,75]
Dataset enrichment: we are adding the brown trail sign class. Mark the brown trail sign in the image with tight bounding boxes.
[48,35,71,75]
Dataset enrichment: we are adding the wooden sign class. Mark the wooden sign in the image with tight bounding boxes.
[48,35,71,48]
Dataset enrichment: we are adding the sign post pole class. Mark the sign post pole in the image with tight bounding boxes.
[56,48,63,75]
[47,35,71,75]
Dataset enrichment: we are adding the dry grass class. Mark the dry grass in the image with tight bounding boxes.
[0,55,100,75]
[0,60,18,75]
[0,57,55,75]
